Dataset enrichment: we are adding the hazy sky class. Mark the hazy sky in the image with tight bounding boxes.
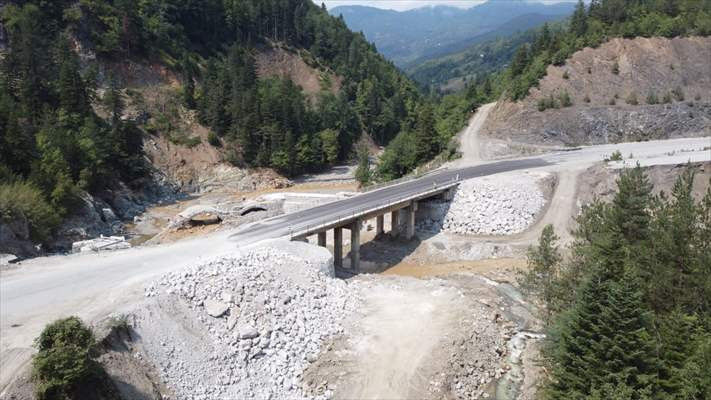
[317,0,575,11]
[318,1,484,11]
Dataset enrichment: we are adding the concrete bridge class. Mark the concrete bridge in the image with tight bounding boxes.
[290,182,458,273]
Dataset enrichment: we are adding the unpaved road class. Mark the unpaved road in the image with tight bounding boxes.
[337,280,464,399]
[455,102,496,166]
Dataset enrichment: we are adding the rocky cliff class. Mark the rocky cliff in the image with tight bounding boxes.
[482,37,711,153]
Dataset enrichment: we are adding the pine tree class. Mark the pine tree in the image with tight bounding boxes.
[546,270,660,399]
[518,224,562,318]
[413,103,437,161]
[570,0,588,37]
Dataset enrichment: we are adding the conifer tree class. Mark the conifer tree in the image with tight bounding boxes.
[547,270,660,399]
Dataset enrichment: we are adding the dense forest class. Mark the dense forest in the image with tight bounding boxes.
[519,165,711,398]
[0,0,429,246]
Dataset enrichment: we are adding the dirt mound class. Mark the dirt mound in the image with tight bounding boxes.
[483,37,711,150]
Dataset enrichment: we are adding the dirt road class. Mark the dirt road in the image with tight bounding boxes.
[337,279,464,399]
[455,102,496,166]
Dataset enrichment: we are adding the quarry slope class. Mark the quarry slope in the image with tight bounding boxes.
[482,37,711,155]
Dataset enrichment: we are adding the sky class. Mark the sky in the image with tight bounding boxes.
[317,0,576,11]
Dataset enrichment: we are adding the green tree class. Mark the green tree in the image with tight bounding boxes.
[546,271,660,399]
[518,224,562,318]
[354,144,372,185]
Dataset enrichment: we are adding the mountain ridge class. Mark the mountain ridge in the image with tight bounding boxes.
[330,0,575,66]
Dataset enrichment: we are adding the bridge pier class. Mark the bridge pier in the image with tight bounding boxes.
[317,231,327,247]
[376,215,384,236]
[391,210,400,236]
[403,201,417,240]
[334,227,343,269]
[350,219,361,273]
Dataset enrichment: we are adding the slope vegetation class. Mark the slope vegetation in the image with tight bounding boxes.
[481,36,711,150]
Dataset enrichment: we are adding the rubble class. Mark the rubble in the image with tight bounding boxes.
[418,174,547,235]
[71,236,131,253]
[135,241,360,399]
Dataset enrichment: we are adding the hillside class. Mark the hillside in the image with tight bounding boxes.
[0,0,421,257]
[331,1,574,66]
[407,21,546,91]
[481,36,711,154]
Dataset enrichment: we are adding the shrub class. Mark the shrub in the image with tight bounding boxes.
[626,92,639,105]
[695,93,701,101]
[559,91,573,107]
[646,91,659,105]
[583,95,590,103]
[207,131,221,147]
[662,92,672,104]
[672,86,685,101]
[609,98,616,105]
[32,317,99,400]
[606,149,623,161]
[537,95,559,111]
[562,71,569,79]
[586,67,592,74]
[612,62,619,75]
[0,180,59,242]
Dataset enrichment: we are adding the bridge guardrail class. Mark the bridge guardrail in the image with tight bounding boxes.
[289,178,460,240]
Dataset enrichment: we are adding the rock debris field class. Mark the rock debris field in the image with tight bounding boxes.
[418,173,549,235]
[136,241,361,400]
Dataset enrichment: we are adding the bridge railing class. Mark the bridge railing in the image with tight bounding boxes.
[289,179,459,240]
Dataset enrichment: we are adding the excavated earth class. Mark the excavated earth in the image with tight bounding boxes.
[481,37,711,157]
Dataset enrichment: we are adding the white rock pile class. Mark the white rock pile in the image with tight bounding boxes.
[138,244,360,400]
[419,174,547,235]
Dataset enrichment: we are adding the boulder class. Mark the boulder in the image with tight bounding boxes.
[71,235,131,253]
[0,254,18,266]
[238,324,259,340]
[204,299,229,318]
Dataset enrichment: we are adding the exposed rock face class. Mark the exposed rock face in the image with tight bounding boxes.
[483,37,711,151]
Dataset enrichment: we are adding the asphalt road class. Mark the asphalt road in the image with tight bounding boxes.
[230,158,549,242]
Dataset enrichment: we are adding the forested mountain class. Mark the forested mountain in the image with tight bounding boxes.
[0,0,423,252]
[330,1,575,66]
[407,19,555,91]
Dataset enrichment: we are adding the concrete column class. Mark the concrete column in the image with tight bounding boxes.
[317,231,327,247]
[404,201,417,240]
[350,219,360,273]
[391,210,400,236]
[334,227,343,269]
[376,215,384,236]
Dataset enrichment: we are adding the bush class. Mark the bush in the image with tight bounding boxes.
[583,95,590,103]
[0,180,60,243]
[606,149,623,161]
[558,91,573,107]
[207,131,221,147]
[609,98,616,105]
[32,317,99,400]
[537,94,559,111]
[646,91,659,105]
[626,92,639,105]
[672,86,685,101]
[662,92,672,104]
[562,70,570,79]
[612,62,620,75]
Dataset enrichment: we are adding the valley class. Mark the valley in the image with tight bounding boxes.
[1,0,711,399]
